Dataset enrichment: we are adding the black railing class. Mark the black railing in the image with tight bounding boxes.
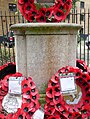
[0,11,27,65]
[0,9,90,66]
[66,9,90,66]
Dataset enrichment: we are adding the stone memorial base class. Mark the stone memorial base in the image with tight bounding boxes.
[11,23,81,91]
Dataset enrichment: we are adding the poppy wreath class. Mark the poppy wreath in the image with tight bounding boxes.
[0,62,16,80]
[44,66,90,119]
[18,0,72,22]
[76,59,88,72]
[0,73,40,119]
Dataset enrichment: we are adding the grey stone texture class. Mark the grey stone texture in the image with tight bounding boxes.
[11,23,82,90]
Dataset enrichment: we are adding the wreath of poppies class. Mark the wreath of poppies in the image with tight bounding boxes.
[18,0,72,22]
[0,73,40,119]
[0,62,16,80]
[44,64,90,119]
[0,60,89,118]
[76,59,88,72]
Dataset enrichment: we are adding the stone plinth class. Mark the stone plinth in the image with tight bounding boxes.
[11,23,82,91]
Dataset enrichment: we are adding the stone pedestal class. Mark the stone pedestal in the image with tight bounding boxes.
[11,23,81,91]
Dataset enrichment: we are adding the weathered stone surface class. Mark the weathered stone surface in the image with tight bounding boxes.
[11,23,82,91]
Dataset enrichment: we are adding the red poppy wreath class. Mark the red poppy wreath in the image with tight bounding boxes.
[44,66,90,119]
[0,73,40,119]
[0,62,16,80]
[18,0,72,22]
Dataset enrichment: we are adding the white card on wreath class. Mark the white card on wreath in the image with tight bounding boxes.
[32,109,44,119]
[8,77,24,94]
[60,76,77,94]
[2,94,22,113]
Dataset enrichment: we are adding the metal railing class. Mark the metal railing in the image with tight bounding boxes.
[0,11,27,65]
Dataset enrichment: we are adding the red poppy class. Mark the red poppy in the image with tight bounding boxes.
[14,108,26,119]
[82,83,89,92]
[29,103,41,116]
[34,102,41,110]
[22,99,35,107]
[48,115,60,119]
[31,93,40,102]
[23,2,35,14]
[63,0,72,12]
[1,84,8,92]
[18,3,24,15]
[74,99,82,110]
[54,2,65,10]
[27,14,35,22]
[60,0,72,5]
[73,112,82,119]
[27,12,37,22]
[54,2,70,21]
[22,79,30,88]
[1,80,8,93]
[14,103,34,119]
[30,88,38,96]
[87,68,90,74]
[5,113,13,119]
[87,79,90,86]
[48,80,59,88]
[53,8,65,22]
[18,0,25,5]
[46,87,53,98]
[0,96,3,100]
[82,72,89,81]
[28,0,34,4]
[18,0,34,4]
[83,97,90,105]
[81,104,90,118]
[52,110,60,116]
[45,96,53,104]
[35,13,46,22]
[29,79,36,89]
[44,104,56,115]
[55,103,65,112]
[22,103,33,112]
[22,97,32,104]
[53,95,63,104]
[62,112,72,119]
[22,87,31,99]
[22,77,36,89]
[0,89,7,96]
[39,7,46,15]
[0,114,5,119]
[58,67,67,74]
[2,80,8,87]
[25,108,35,118]
[62,111,71,118]
[45,7,54,19]
[46,87,61,101]
[53,96,61,105]
[51,75,59,84]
